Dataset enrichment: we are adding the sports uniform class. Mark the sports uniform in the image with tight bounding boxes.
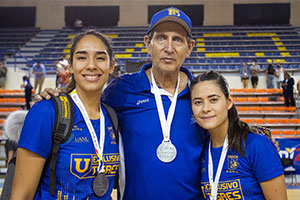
[18,99,119,200]
[200,132,283,200]
[102,63,206,200]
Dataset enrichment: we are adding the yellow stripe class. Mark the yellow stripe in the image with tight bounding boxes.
[67,43,71,48]
[281,52,290,56]
[203,33,232,37]
[197,42,205,46]
[205,52,239,57]
[141,48,147,52]
[68,34,75,38]
[197,48,205,52]
[125,48,134,52]
[255,52,265,57]
[105,34,118,38]
[272,37,280,41]
[115,54,132,58]
[196,38,204,41]
[277,46,286,51]
[247,32,277,36]
[63,49,70,53]
[274,41,283,46]
[135,43,143,47]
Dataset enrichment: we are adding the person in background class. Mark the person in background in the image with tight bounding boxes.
[266,64,276,89]
[0,59,8,89]
[74,18,83,32]
[11,30,119,200]
[3,110,28,166]
[55,55,69,88]
[57,64,70,89]
[275,64,284,89]
[240,62,250,89]
[297,79,300,96]
[190,71,287,200]
[250,59,260,89]
[32,61,46,94]
[21,76,33,110]
[282,71,295,107]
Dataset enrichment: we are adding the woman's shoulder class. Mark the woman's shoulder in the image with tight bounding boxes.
[28,99,56,117]
[245,132,274,150]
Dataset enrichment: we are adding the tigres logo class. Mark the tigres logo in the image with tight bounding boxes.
[227,155,239,170]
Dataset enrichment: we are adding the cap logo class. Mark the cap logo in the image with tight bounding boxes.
[168,8,180,17]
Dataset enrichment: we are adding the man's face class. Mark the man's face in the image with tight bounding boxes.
[144,21,194,74]
[37,62,40,67]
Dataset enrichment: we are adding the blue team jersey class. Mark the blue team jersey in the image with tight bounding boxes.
[200,132,283,200]
[18,99,119,200]
[102,63,206,200]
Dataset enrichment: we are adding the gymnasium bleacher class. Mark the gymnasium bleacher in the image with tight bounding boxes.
[1,25,300,138]
[2,25,300,74]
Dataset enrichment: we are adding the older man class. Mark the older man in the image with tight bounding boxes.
[102,7,205,200]
[38,7,205,200]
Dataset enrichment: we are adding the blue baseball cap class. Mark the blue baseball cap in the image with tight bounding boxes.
[147,7,192,38]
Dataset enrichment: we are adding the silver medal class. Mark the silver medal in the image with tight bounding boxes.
[93,172,109,197]
[156,141,177,163]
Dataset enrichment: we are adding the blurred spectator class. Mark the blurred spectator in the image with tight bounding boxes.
[275,64,284,89]
[240,62,250,89]
[58,65,70,89]
[265,64,275,89]
[21,76,33,110]
[56,55,69,87]
[74,18,83,32]
[32,61,46,94]
[250,59,260,88]
[297,80,300,96]
[4,110,28,166]
[0,60,7,89]
[282,71,295,107]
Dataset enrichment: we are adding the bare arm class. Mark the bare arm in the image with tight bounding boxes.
[11,148,46,200]
[6,150,14,166]
[260,175,287,200]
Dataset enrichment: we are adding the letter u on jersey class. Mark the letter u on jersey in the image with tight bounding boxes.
[71,154,95,179]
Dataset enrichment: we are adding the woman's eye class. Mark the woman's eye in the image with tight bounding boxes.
[194,100,202,105]
[77,56,86,60]
[210,98,218,103]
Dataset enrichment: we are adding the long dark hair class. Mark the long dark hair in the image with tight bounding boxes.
[190,71,250,156]
[65,30,115,93]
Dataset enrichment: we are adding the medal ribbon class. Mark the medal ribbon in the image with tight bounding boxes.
[150,69,180,142]
[208,135,228,200]
[71,91,105,173]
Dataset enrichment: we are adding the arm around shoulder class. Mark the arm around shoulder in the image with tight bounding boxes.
[260,175,287,200]
[11,148,46,200]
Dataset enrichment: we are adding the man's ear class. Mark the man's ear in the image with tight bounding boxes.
[187,39,195,57]
[144,35,152,56]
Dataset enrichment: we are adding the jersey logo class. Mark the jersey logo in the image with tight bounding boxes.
[201,179,245,200]
[108,126,117,144]
[70,153,119,179]
[227,155,239,170]
[136,98,149,105]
